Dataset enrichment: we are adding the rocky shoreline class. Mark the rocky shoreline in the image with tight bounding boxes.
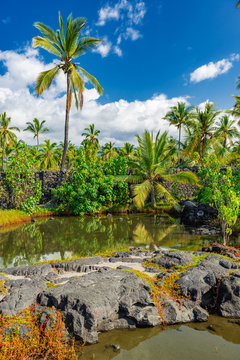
[0,246,240,344]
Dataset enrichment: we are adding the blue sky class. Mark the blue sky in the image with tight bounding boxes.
[0,0,240,145]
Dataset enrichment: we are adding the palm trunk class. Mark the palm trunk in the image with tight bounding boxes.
[2,141,4,172]
[223,137,226,149]
[37,134,39,149]
[59,71,71,185]
[178,125,181,165]
[150,183,156,208]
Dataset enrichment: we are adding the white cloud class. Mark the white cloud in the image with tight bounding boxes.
[96,1,146,56]
[114,46,123,57]
[190,54,239,83]
[97,0,146,27]
[0,47,191,146]
[93,41,112,58]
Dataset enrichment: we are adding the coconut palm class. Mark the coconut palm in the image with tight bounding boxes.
[0,112,20,171]
[101,141,117,160]
[183,102,220,160]
[164,102,193,163]
[37,139,58,169]
[33,12,104,174]
[124,130,199,208]
[24,118,49,148]
[121,142,135,157]
[82,124,100,146]
[213,115,239,149]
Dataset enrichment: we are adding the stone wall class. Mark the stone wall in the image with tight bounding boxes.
[0,167,201,209]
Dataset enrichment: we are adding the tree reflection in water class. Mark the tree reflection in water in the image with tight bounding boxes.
[0,214,232,268]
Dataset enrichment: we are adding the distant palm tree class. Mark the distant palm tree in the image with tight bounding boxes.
[164,102,193,163]
[121,142,135,157]
[33,12,104,173]
[184,102,220,160]
[38,139,58,169]
[213,115,239,149]
[124,130,199,208]
[0,112,20,171]
[82,124,100,146]
[24,118,49,148]
[101,141,117,160]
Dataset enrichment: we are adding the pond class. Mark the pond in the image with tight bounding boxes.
[0,214,239,360]
[0,213,235,268]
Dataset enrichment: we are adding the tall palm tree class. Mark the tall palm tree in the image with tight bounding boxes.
[37,139,58,169]
[24,118,49,148]
[124,130,199,208]
[164,102,193,163]
[33,12,104,174]
[184,102,220,160]
[81,124,100,146]
[0,112,20,171]
[213,115,239,149]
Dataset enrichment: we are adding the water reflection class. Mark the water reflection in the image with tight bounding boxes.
[80,316,240,360]
[0,214,237,268]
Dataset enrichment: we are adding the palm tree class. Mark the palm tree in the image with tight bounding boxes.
[33,12,104,174]
[236,1,240,8]
[164,102,193,163]
[124,130,199,208]
[81,124,100,146]
[184,102,220,160]
[101,141,117,160]
[0,112,20,171]
[24,118,49,148]
[213,115,239,149]
[121,142,135,157]
[37,139,58,169]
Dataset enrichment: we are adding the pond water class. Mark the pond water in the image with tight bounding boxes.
[0,213,235,268]
[0,214,239,359]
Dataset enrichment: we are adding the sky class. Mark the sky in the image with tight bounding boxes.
[0,0,240,146]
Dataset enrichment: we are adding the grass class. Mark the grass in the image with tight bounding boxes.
[0,209,54,227]
[0,305,83,360]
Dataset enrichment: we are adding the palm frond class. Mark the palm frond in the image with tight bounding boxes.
[133,180,151,208]
[32,36,62,56]
[35,66,60,95]
[73,37,103,57]
[78,66,103,95]
[162,171,199,186]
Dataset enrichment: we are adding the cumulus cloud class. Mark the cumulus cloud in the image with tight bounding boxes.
[0,47,190,146]
[93,40,112,57]
[190,54,239,83]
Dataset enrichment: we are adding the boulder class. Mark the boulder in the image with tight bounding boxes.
[37,268,161,344]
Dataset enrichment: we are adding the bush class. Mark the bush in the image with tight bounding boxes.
[53,148,130,215]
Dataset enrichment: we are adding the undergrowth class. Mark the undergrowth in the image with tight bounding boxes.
[0,305,83,360]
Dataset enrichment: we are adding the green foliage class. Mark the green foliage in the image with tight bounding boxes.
[198,154,240,244]
[53,149,130,214]
[4,151,42,214]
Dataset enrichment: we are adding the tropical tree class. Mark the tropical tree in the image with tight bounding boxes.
[164,102,193,163]
[213,115,239,149]
[100,141,117,160]
[183,102,220,160]
[121,142,135,157]
[37,139,58,169]
[124,130,199,208]
[33,12,104,174]
[24,118,49,148]
[0,112,20,171]
[81,124,100,146]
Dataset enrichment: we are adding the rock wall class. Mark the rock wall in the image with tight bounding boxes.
[0,167,199,209]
